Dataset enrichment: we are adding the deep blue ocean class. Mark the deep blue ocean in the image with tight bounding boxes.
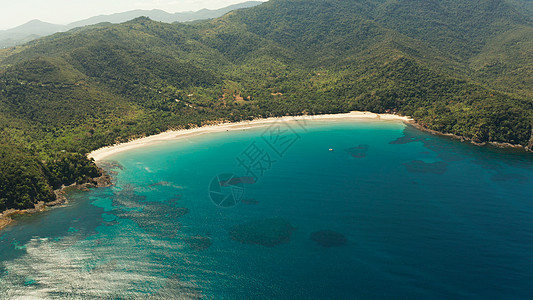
[1,119,533,299]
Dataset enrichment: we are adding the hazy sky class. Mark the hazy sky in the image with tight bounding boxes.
[0,0,264,30]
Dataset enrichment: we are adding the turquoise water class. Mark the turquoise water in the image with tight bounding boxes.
[1,119,533,299]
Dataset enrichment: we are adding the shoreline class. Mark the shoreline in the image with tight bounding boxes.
[89,110,531,162]
[2,111,528,232]
[88,111,412,161]
[411,123,532,153]
[1,111,406,232]
[0,174,112,232]
[0,195,67,232]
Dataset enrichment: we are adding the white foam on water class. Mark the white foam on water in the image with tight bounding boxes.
[0,231,200,299]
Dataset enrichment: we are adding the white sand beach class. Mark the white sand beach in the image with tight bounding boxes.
[88,111,412,161]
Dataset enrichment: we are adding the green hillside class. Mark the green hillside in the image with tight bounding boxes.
[1,0,533,211]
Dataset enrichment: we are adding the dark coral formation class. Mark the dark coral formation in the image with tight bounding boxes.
[347,145,370,158]
[184,235,212,251]
[112,186,188,238]
[228,218,294,247]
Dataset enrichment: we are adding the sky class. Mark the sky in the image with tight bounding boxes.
[0,0,264,30]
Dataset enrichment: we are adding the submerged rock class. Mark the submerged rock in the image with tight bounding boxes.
[149,181,171,187]
[347,144,370,158]
[97,160,124,171]
[184,235,212,251]
[0,217,12,231]
[114,197,189,238]
[390,134,423,145]
[148,181,184,190]
[311,230,348,247]
[166,195,182,205]
[229,218,294,247]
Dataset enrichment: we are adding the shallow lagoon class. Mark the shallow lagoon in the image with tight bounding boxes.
[1,119,533,298]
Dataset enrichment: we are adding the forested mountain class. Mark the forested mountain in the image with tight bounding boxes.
[0,1,263,49]
[0,20,65,49]
[1,0,532,211]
